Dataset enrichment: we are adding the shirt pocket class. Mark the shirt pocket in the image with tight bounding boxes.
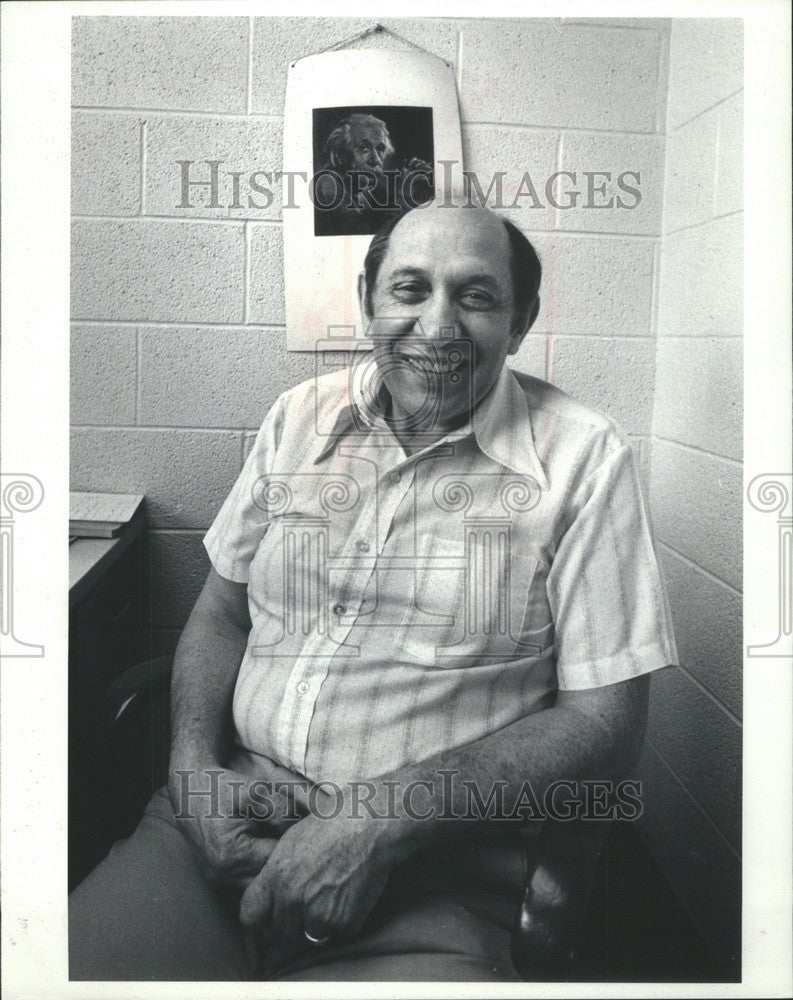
[247,471,362,610]
[401,531,545,668]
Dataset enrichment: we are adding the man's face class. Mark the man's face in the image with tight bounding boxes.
[361,206,527,434]
[348,122,389,173]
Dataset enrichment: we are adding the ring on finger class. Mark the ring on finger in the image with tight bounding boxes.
[304,929,332,947]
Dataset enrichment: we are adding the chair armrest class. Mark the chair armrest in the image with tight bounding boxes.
[99,655,173,731]
[511,819,607,980]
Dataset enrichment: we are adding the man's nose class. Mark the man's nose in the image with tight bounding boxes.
[414,292,457,342]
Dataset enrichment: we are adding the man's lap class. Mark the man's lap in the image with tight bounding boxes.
[69,786,524,982]
[69,786,252,980]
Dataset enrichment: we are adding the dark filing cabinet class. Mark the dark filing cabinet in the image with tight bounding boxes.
[68,524,146,889]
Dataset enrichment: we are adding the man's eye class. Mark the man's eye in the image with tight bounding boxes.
[391,283,425,300]
[360,144,371,152]
[461,290,495,308]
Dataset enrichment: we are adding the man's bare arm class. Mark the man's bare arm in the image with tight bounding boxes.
[241,673,650,940]
[169,566,251,773]
[385,675,649,850]
[168,567,322,888]
[167,568,283,888]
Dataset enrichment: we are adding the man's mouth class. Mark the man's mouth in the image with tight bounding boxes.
[390,346,468,378]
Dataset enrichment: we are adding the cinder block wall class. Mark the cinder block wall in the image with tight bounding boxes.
[71,15,669,652]
[637,19,743,975]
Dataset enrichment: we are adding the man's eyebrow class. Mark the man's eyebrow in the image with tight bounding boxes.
[456,272,504,290]
[386,267,428,281]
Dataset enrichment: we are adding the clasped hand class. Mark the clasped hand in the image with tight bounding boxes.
[169,760,400,943]
[240,807,397,944]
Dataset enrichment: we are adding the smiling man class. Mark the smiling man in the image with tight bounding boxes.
[360,202,540,445]
[69,201,676,982]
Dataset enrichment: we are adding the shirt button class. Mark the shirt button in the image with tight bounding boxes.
[356,539,370,553]
[333,603,347,616]
[389,471,402,485]
[296,681,309,695]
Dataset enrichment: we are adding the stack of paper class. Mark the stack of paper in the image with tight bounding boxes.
[69,492,144,539]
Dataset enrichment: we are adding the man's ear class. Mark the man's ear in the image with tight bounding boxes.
[507,296,540,356]
[358,272,371,330]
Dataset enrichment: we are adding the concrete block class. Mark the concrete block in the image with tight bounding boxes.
[72,16,248,112]
[72,112,141,216]
[508,335,547,380]
[248,224,285,325]
[462,125,559,230]
[561,18,671,30]
[145,116,283,220]
[549,336,656,435]
[138,327,318,429]
[647,665,741,848]
[70,325,137,426]
[556,131,664,235]
[72,219,245,323]
[653,337,742,460]
[657,213,742,337]
[637,741,741,974]
[649,439,741,589]
[529,233,655,337]
[71,427,242,529]
[714,91,743,218]
[146,531,210,628]
[251,17,458,115]
[667,19,743,129]
[663,107,719,234]
[560,19,672,130]
[459,20,662,132]
[660,548,742,717]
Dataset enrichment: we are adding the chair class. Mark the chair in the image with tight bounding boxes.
[93,656,607,981]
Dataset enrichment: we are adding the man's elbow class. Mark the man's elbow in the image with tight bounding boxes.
[610,674,650,777]
[188,568,252,640]
[557,672,651,779]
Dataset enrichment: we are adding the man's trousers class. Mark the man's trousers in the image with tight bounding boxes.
[69,785,527,982]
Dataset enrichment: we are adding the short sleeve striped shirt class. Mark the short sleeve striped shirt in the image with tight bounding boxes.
[204,364,677,785]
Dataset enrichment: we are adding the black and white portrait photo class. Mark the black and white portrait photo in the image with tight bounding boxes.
[313,105,434,235]
[0,4,791,999]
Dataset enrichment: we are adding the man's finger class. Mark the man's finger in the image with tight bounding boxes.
[240,835,279,871]
[217,834,278,885]
[239,865,275,928]
[272,889,305,943]
[199,832,278,890]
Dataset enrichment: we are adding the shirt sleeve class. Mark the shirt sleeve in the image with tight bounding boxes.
[546,440,677,690]
[203,397,285,584]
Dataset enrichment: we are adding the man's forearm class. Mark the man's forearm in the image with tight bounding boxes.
[374,678,649,860]
[169,574,250,771]
[170,624,245,768]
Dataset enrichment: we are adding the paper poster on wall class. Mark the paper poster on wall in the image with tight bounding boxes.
[282,48,463,351]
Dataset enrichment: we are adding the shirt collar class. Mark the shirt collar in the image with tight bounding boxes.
[471,365,549,489]
[313,362,549,491]
[313,403,357,465]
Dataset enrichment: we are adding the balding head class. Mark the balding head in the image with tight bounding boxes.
[362,200,541,335]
